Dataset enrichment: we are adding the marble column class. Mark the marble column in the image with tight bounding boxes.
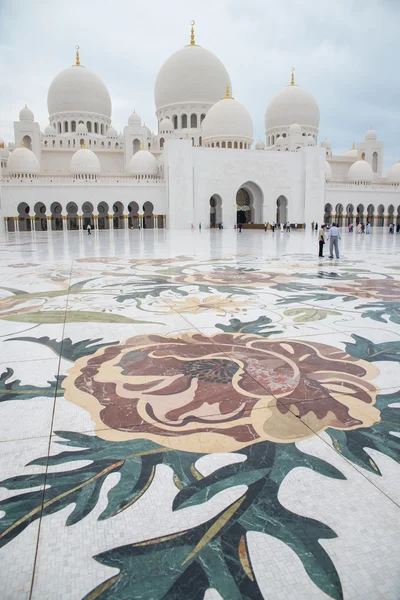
[13,216,19,232]
[153,214,158,229]
[62,216,67,231]
[78,215,83,230]
[162,214,166,229]
[30,216,35,232]
[138,213,144,229]
[4,217,9,233]
[47,216,53,232]
[93,215,98,230]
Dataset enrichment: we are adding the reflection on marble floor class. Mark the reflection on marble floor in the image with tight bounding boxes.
[0,228,399,599]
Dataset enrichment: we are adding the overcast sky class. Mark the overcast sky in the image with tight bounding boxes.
[1,0,399,171]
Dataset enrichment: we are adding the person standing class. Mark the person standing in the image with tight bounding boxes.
[366,222,371,234]
[264,222,267,232]
[271,221,275,232]
[199,222,201,230]
[327,223,341,259]
[318,225,326,257]
[238,222,242,233]
[315,222,318,231]
[286,221,290,232]
[311,220,315,231]
[87,223,91,235]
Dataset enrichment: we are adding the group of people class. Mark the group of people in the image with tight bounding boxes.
[318,223,341,259]
[389,223,400,234]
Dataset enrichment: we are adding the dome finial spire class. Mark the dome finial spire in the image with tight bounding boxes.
[20,138,25,148]
[141,141,145,150]
[190,20,196,45]
[290,67,295,86]
[75,45,80,66]
[225,83,231,98]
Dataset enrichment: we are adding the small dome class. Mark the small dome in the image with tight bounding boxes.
[348,157,373,182]
[255,139,265,150]
[345,143,357,157]
[128,111,141,127]
[7,146,40,174]
[106,126,118,138]
[70,147,100,175]
[289,122,301,135]
[265,79,320,130]
[159,117,173,132]
[154,44,231,112]
[202,91,253,144]
[320,137,331,148]
[307,135,315,146]
[143,125,151,138]
[325,160,332,181]
[129,149,157,176]
[387,160,400,183]
[76,122,88,134]
[19,105,34,121]
[365,129,377,141]
[44,124,57,135]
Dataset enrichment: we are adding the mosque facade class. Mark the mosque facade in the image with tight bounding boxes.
[1,24,399,233]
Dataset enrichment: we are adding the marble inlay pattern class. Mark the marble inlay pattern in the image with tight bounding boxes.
[0,228,399,600]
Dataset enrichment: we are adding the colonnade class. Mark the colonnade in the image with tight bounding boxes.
[4,214,167,232]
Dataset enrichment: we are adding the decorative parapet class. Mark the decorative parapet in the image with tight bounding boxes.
[327,181,400,190]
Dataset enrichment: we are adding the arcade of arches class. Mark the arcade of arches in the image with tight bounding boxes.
[324,203,400,227]
[6,202,166,232]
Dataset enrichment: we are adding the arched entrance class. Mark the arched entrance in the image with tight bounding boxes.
[50,202,63,230]
[210,195,222,228]
[367,204,375,227]
[133,139,141,155]
[236,182,263,224]
[113,202,124,229]
[346,204,354,226]
[97,202,109,229]
[276,195,288,224]
[23,135,32,151]
[143,202,154,229]
[17,202,31,231]
[82,202,94,229]
[324,203,333,225]
[377,204,384,227]
[356,204,364,225]
[66,202,79,230]
[34,202,47,231]
[388,205,395,224]
[128,202,139,229]
[335,204,344,226]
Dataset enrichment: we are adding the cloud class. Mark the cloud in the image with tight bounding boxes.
[0,0,398,170]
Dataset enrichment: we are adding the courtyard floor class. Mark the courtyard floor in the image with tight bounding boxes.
[0,227,399,600]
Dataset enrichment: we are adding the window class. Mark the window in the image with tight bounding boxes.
[148,143,151,149]
[282,133,286,138]
[80,139,84,147]
[211,143,214,147]
[191,138,194,146]
[222,141,226,148]
[240,142,243,149]
[372,152,378,173]
[58,122,62,134]
[53,140,56,147]
[199,136,202,146]
[362,152,365,160]
[160,137,165,149]
[64,121,68,132]
[200,114,206,123]
[234,141,238,148]
[173,115,178,129]
[101,124,104,135]
[216,142,220,148]
[190,114,197,128]
[271,136,274,145]
[44,141,47,147]
[87,121,92,133]
[68,140,70,147]
[60,140,63,147]
[94,122,98,134]
[228,141,232,148]
[71,121,76,132]
[181,114,187,128]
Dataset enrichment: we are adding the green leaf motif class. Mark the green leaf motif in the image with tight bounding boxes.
[0,367,63,403]
[7,336,120,362]
[216,316,282,337]
[345,334,400,363]
[284,307,340,322]
[358,302,400,325]
[1,310,162,325]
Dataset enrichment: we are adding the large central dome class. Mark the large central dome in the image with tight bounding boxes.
[154,44,231,111]
[47,61,112,118]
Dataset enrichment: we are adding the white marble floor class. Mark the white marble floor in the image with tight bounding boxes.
[0,227,399,600]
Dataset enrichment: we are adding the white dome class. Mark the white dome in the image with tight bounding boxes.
[155,44,231,111]
[265,82,320,130]
[325,160,332,181]
[76,122,88,134]
[143,125,151,138]
[128,111,141,127]
[387,161,400,183]
[47,65,111,118]
[365,129,377,141]
[7,147,40,174]
[255,139,265,150]
[320,137,331,148]
[345,143,357,157]
[159,117,173,131]
[202,94,253,143]
[348,158,373,182]
[106,126,118,138]
[70,148,100,175]
[129,150,157,176]
[44,124,56,135]
[289,122,301,135]
[307,135,315,145]
[19,105,34,121]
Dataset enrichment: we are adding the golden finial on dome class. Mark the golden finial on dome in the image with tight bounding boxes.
[190,20,195,45]
[75,45,80,66]
[141,141,145,150]
[352,142,356,149]
[82,140,87,149]
[290,67,295,86]
[225,84,231,98]
[20,138,25,148]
